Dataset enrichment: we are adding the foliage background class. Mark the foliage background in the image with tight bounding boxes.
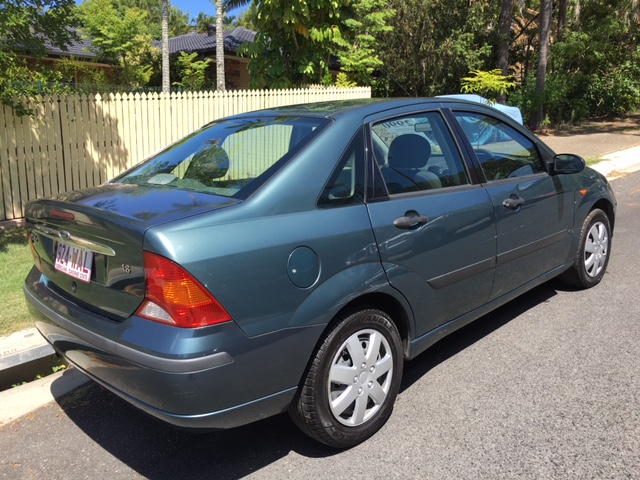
[3,0,640,123]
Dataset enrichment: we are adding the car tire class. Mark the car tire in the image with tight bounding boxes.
[289,308,403,448]
[560,208,612,289]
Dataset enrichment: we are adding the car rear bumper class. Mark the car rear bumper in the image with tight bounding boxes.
[23,268,316,430]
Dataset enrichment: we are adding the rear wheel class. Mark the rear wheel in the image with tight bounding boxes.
[289,308,403,448]
[560,208,611,288]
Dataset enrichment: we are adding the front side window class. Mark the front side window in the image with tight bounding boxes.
[113,116,329,198]
[371,112,469,195]
[453,112,546,181]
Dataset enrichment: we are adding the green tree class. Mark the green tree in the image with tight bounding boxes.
[172,52,212,90]
[239,0,350,88]
[168,6,191,36]
[78,0,159,87]
[191,12,236,33]
[236,3,259,31]
[507,0,640,123]
[333,0,395,86]
[118,0,190,38]
[379,0,497,97]
[192,12,217,33]
[461,69,516,101]
[0,0,77,114]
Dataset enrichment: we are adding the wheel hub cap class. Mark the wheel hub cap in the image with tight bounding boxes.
[584,221,609,278]
[328,329,393,427]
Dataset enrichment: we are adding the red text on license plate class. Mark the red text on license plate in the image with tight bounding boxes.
[54,243,93,283]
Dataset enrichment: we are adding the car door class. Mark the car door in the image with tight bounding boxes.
[365,109,496,338]
[451,110,575,300]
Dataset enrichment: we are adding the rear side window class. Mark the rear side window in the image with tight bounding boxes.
[453,112,545,181]
[113,116,329,198]
[371,112,470,195]
[318,129,365,207]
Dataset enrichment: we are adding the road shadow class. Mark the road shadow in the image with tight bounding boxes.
[54,281,561,478]
[55,381,337,479]
[400,281,559,392]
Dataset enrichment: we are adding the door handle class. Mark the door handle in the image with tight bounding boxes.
[393,211,428,230]
[502,195,525,210]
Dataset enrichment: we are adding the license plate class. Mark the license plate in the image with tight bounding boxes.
[54,243,93,283]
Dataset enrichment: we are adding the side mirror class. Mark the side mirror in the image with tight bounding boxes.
[553,154,586,174]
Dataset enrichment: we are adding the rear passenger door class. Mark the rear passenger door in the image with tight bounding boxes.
[365,110,496,338]
[451,111,575,300]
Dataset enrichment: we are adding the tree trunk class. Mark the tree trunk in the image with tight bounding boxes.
[216,0,226,92]
[161,0,170,93]
[557,0,567,41]
[529,0,552,131]
[496,0,514,104]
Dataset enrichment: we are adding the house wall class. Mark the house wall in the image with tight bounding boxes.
[204,55,251,90]
[225,56,251,90]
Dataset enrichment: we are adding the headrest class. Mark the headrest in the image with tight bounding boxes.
[388,134,431,170]
[189,142,230,180]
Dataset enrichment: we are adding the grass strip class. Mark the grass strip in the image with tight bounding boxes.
[0,228,34,336]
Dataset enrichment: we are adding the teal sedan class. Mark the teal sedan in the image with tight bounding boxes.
[24,98,616,448]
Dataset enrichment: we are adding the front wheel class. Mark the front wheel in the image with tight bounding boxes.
[289,308,403,448]
[560,208,612,288]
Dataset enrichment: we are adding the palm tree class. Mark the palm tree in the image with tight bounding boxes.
[214,0,251,91]
[192,12,216,33]
[162,0,170,93]
[215,0,225,91]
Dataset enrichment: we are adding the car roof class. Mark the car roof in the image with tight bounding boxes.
[225,98,441,118]
[224,97,518,124]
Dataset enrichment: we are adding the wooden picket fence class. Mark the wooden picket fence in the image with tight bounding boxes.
[0,86,371,221]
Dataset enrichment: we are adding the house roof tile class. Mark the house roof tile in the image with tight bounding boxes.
[155,27,256,55]
[44,36,96,60]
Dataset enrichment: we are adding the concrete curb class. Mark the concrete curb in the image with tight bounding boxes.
[592,145,640,177]
[0,367,89,426]
[0,328,55,372]
[1,142,638,425]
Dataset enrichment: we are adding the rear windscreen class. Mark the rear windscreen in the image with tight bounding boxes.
[112,116,329,198]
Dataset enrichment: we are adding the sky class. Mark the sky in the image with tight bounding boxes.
[73,1,248,23]
[171,1,247,21]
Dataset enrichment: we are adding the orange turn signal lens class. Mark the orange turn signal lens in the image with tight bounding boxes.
[136,251,232,328]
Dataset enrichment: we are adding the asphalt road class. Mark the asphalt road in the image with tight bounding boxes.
[1,171,638,480]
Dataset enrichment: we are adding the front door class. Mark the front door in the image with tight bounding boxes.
[451,111,575,300]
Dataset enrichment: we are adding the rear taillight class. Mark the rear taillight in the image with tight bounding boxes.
[136,252,232,328]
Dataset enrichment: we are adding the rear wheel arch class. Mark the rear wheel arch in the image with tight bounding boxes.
[336,293,412,358]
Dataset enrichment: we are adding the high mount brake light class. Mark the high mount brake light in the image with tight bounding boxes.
[136,252,232,328]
